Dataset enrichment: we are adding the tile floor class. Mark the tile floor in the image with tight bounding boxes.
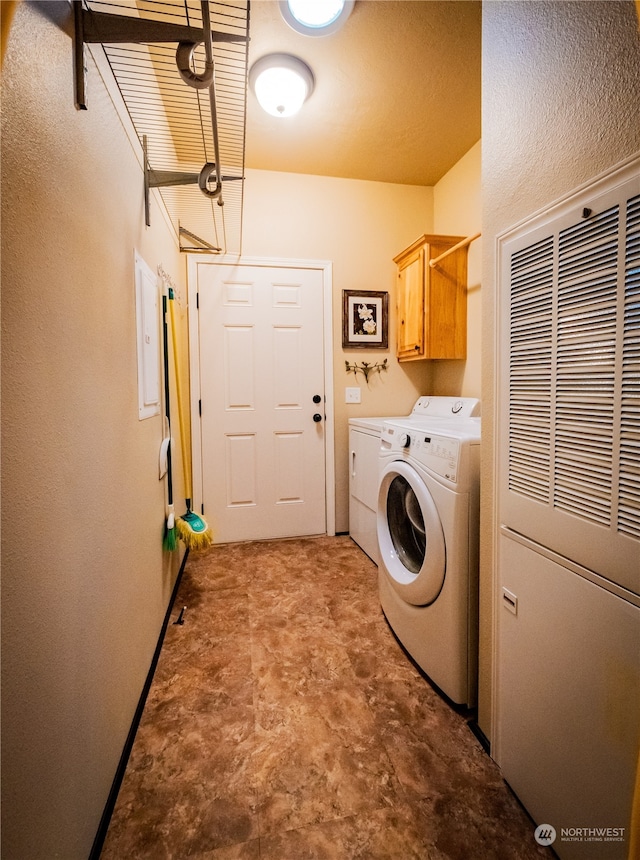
[101,536,552,859]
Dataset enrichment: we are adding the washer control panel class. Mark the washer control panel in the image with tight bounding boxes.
[382,425,461,482]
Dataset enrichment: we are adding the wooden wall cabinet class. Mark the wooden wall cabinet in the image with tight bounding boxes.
[394,234,468,361]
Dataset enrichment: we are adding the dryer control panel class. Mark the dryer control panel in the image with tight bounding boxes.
[411,396,480,419]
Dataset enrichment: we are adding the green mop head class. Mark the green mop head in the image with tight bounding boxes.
[163,506,178,552]
[176,507,213,551]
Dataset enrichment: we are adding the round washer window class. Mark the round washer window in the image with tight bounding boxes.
[386,475,425,574]
[377,460,446,606]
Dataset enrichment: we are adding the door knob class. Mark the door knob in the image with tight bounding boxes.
[313,413,323,423]
[313,394,322,403]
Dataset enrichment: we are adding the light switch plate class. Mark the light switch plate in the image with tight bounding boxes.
[345,387,361,404]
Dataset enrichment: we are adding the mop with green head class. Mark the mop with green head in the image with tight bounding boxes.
[161,293,177,552]
[168,289,213,550]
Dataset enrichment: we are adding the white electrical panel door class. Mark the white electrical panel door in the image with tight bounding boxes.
[135,252,160,420]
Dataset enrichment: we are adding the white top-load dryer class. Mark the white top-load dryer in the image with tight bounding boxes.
[349,416,388,564]
[376,397,481,706]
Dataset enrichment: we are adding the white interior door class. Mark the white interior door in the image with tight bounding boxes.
[192,260,331,544]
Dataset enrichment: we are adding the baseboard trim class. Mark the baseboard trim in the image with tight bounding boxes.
[467,718,491,755]
[89,549,190,859]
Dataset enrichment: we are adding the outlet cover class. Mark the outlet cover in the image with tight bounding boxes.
[345,387,361,404]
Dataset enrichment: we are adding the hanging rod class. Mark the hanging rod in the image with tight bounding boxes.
[429,232,482,268]
[200,0,222,205]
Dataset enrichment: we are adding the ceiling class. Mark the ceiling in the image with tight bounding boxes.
[245,1,482,186]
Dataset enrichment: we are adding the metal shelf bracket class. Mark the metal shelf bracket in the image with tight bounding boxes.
[143,137,243,229]
[179,226,220,253]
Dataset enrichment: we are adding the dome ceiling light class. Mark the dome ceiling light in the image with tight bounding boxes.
[249,53,315,117]
[279,0,354,36]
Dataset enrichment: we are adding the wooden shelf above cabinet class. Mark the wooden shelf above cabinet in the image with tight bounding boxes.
[394,234,468,361]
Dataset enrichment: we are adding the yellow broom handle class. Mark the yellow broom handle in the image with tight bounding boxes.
[168,293,192,501]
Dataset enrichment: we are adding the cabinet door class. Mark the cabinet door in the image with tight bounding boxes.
[397,247,424,360]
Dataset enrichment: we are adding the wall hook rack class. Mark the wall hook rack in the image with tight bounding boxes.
[345,359,388,385]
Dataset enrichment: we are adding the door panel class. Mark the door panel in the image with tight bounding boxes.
[224,326,254,407]
[197,262,327,543]
[225,433,256,505]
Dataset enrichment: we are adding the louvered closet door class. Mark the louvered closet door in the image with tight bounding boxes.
[499,163,640,595]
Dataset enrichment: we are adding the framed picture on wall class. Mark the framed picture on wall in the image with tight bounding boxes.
[342,290,388,349]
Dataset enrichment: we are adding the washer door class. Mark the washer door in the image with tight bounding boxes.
[377,459,446,606]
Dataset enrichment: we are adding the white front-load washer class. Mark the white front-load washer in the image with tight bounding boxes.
[349,397,481,564]
[377,402,481,706]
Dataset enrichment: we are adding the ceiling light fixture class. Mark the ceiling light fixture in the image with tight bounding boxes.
[279,0,354,36]
[249,53,315,117]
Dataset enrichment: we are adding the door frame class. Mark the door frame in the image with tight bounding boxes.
[187,254,336,538]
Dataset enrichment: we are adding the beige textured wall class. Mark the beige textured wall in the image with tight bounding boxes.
[1,3,186,858]
[433,140,482,399]
[242,168,434,533]
[480,0,640,741]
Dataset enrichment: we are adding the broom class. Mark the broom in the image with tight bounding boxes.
[168,289,213,550]
[161,293,177,551]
